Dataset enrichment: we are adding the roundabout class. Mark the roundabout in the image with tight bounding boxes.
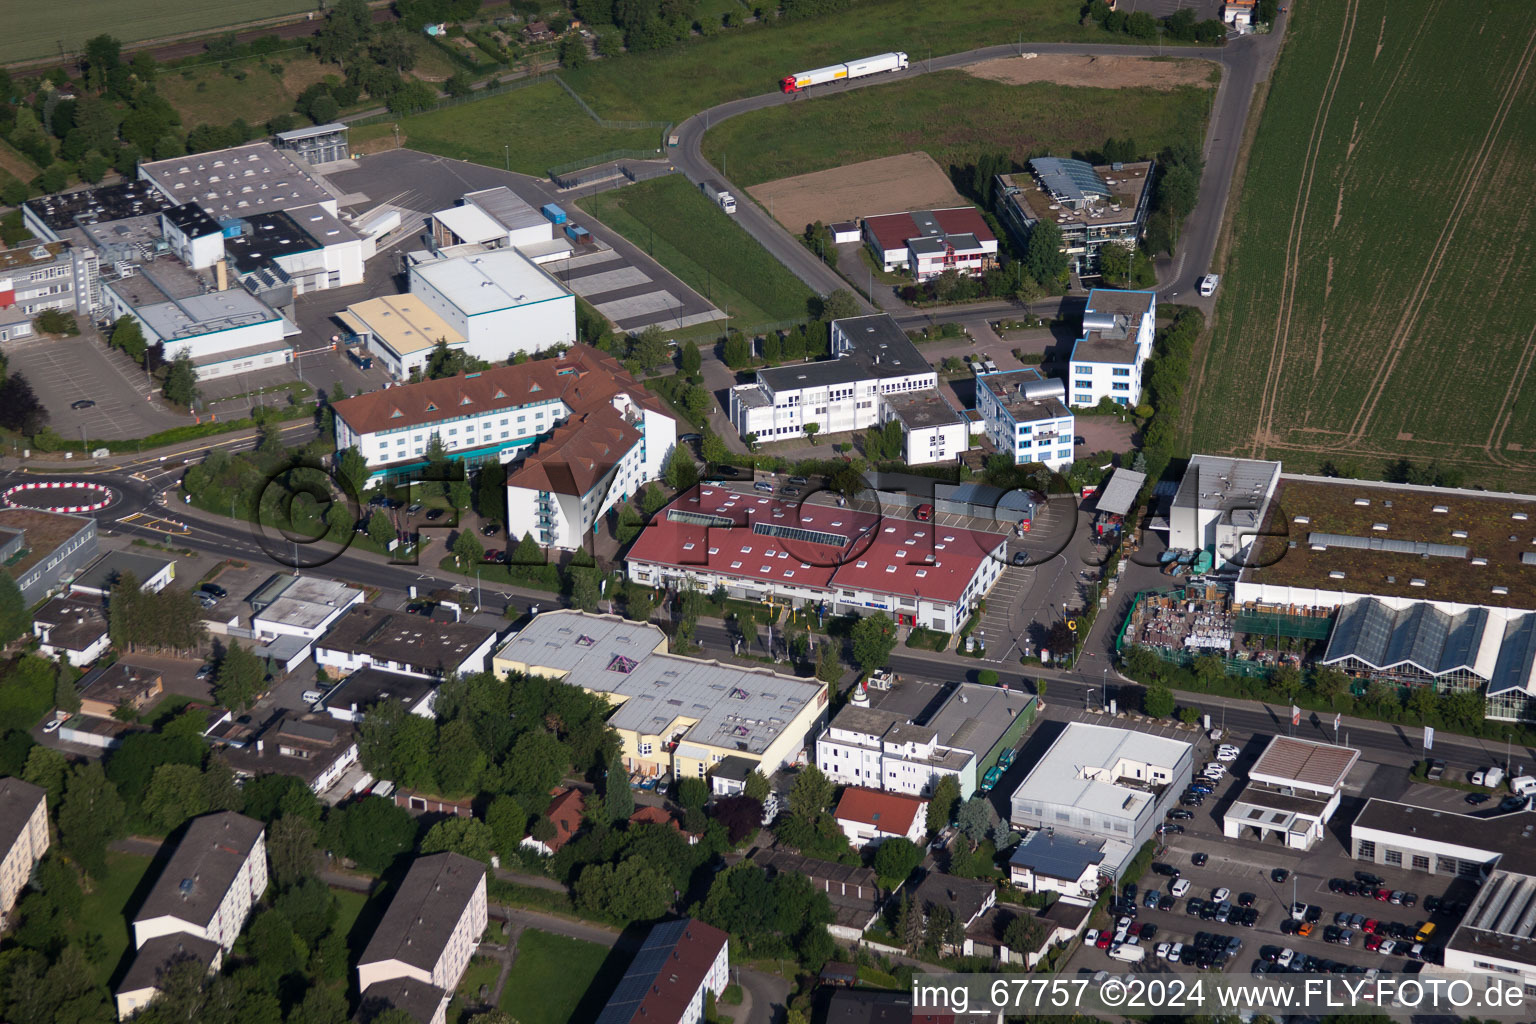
[2,480,116,514]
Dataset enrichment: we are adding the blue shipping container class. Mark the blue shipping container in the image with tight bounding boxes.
[565,224,590,242]
[541,203,567,225]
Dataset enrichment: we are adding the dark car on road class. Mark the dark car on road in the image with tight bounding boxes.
[1466,792,1490,805]
[1168,809,1194,820]
[679,433,702,444]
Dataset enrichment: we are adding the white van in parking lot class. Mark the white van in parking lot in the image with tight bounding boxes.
[1109,943,1146,963]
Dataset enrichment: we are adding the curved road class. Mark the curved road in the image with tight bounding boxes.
[671,25,1288,310]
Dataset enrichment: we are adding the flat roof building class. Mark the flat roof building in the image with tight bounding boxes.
[974,367,1075,471]
[132,812,267,951]
[879,388,969,466]
[594,918,730,1024]
[317,666,437,724]
[70,549,177,597]
[76,661,164,720]
[22,180,175,241]
[315,605,499,680]
[1069,288,1157,409]
[0,240,100,342]
[274,122,349,166]
[224,714,359,794]
[0,507,98,606]
[493,610,827,781]
[139,142,337,219]
[730,314,937,446]
[1008,722,1194,879]
[339,294,466,381]
[407,249,575,364]
[248,573,364,640]
[995,159,1154,275]
[0,778,48,924]
[1221,736,1359,850]
[1168,454,1283,566]
[1007,830,1107,898]
[32,594,111,667]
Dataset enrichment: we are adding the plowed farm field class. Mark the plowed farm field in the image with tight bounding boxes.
[1188,0,1536,482]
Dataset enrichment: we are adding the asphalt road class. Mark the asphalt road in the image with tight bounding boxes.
[671,30,1287,309]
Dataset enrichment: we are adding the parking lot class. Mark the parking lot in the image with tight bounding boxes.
[1067,737,1480,981]
[6,330,185,441]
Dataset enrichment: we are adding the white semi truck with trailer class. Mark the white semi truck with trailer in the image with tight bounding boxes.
[780,51,909,92]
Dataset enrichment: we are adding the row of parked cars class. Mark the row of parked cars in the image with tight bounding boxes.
[1256,946,1384,976]
[1329,872,1419,906]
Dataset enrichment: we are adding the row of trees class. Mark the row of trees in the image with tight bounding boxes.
[1136,305,1205,487]
[1083,1,1228,43]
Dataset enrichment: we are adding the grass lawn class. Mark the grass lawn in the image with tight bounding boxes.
[71,851,157,985]
[702,71,1215,189]
[448,954,504,1021]
[159,55,336,130]
[560,0,1099,123]
[3,0,315,64]
[395,80,665,177]
[578,175,815,326]
[331,887,368,943]
[498,929,610,1024]
[1187,0,1536,485]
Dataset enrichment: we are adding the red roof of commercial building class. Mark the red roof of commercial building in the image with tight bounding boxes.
[332,343,667,437]
[626,486,1006,607]
[834,786,926,836]
[863,208,995,254]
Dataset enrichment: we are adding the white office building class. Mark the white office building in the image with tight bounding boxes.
[729,314,936,443]
[0,240,100,342]
[408,249,575,364]
[248,573,363,641]
[879,388,970,465]
[1068,289,1156,408]
[974,368,1075,470]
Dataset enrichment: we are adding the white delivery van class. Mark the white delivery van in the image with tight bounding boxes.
[1109,943,1146,963]
[1474,766,1506,787]
[1512,776,1536,797]
[1198,274,1220,297]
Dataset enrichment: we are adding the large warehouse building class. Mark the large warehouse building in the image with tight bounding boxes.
[624,482,1008,634]
[407,249,575,365]
[493,610,828,781]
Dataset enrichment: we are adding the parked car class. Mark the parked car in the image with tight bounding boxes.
[480,522,501,536]
[1157,823,1184,835]
[71,399,95,410]
[406,504,424,516]
[1356,871,1384,886]
[780,486,801,497]
[200,582,228,599]
[1085,929,1100,947]
[1273,868,1290,883]
[679,433,703,444]
[1192,852,1209,867]
[715,465,739,477]
[1158,895,1175,911]
[788,476,808,485]
[1167,809,1194,820]
[1217,743,1241,761]
[1171,879,1191,898]
[425,508,445,521]
[1239,892,1256,908]
[754,481,774,493]
[43,718,61,733]
[1213,887,1231,902]
[1467,792,1491,805]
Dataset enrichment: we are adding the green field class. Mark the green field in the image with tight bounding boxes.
[579,174,816,326]
[702,70,1215,188]
[396,80,665,177]
[1188,0,1536,481]
[71,851,156,985]
[3,0,317,65]
[559,0,1093,123]
[498,929,611,1024]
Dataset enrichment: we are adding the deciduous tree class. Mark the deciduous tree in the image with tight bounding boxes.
[213,640,264,712]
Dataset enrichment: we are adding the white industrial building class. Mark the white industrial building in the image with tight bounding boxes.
[103,268,293,381]
[974,368,1075,470]
[1069,288,1157,407]
[729,314,937,443]
[429,187,571,265]
[1221,736,1359,850]
[139,142,338,220]
[408,249,575,364]
[1167,454,1283,565]
[1008,722,1193,879]
[340,294,466,381]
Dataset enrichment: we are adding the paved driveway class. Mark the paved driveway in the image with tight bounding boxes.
[6,330,185,441]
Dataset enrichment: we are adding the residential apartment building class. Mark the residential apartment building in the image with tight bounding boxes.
[0,778,49,924]
[0,241,99,342]
[1068,289,1157,408]
[625,483,1008,634]
[816,682,1036,799]
[493,610,828,781]
[1008,723,1193,879]
[974,369,1075,470]
[331,346,676,513]
[224,714,360,795]
[729,315,936,443]
[357,852,488,1024]
[505,390,677,551]
[131,812,267,950]
[313,606,499,681]
[833,787,927,847]
[116,935,222,1019]
[995,158,1155,275]
[595,919,730,1024]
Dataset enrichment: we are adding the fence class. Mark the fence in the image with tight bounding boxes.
[348,72,556,128]
[550,75,671,133]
